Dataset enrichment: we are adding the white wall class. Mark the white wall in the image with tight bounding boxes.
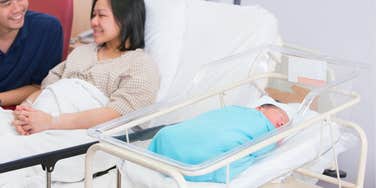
[213,0,376,187]
[371,3,376,187]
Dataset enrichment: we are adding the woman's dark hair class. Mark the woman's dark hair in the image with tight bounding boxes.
[91,0,146,51]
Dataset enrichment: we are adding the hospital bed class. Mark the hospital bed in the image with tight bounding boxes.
[84,45,367,188]
[0,0,366,187]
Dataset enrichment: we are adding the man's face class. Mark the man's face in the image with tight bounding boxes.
[0,0,28,32]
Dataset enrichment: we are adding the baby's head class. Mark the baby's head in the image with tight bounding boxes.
[256,104,289,128]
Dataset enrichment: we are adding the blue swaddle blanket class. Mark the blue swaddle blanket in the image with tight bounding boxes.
[148,106,276,183]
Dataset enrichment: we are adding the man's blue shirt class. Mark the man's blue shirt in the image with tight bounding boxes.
[0,11,63,92]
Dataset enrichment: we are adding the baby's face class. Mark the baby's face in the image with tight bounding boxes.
[257,106,289,128]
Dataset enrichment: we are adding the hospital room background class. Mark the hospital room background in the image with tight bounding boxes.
[7,0,376,187]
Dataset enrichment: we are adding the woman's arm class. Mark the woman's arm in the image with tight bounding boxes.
[53,107,121,130]
[14,107,121,135]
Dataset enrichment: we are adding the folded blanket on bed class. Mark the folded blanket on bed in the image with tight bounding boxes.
[0,79,115,186]
[33,78,108,116]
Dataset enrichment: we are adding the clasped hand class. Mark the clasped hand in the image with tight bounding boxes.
[12,105,54,135]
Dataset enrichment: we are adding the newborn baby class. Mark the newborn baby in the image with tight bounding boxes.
[148,99,291,183]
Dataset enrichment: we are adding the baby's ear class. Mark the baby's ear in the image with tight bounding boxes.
[255,106,262,111]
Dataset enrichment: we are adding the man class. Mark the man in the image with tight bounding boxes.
[0,0,63,107]
[148,100,291,183]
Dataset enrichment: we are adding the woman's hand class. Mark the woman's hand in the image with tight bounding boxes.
[12,106,55,135]
[13,105,32,135]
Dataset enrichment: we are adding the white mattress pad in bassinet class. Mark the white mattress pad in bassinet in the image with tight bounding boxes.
[119,106,356,188]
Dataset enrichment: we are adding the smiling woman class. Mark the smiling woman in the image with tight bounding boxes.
[91,0,122,49]
[91,0,146,59]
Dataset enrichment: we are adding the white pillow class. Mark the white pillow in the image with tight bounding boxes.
[167,0,281,97]
[144,0,187,101]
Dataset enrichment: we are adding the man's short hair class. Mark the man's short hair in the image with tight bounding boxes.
[0,0,10,5]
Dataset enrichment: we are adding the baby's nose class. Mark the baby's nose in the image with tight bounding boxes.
[277,121,284,128]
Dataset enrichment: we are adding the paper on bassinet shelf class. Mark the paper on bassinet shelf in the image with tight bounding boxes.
[288,56,327,87]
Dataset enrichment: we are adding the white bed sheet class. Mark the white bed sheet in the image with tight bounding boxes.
[53,169,117,188]
[0,79,117,187]
[119,107,356,188]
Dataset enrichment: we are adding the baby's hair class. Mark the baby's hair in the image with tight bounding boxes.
[260,103,279,110]
[260,103,287,114]
[260,103,289,123]
[0,0,10,4]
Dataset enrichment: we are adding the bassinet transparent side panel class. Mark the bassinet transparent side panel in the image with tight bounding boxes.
[265,46,359,113]
[89,45,362,187]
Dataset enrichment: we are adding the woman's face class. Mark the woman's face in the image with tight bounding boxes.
[91,0,120,45]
